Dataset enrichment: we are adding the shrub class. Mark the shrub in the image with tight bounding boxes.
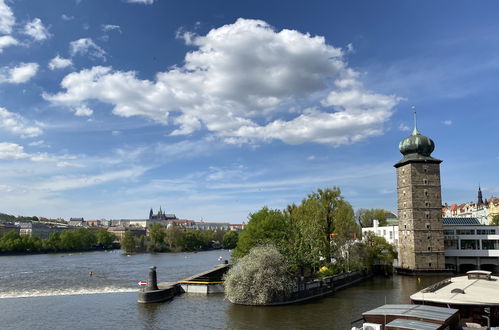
[224,244,294,305]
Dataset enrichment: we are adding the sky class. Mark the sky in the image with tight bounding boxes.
[0,0,498,222]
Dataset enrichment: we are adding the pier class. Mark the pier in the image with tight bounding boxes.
[137,263,230,303]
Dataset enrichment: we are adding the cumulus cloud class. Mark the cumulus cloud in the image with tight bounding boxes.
[0,107,43,137]
[0,142,28,159]
[442,119,452,125]
[0,62,39,84]
[48,55,72,70]
[0,0,14,34]
[69,38,106,61]
[126,0,154,4]
[73,104,93,116]
[0,35,17,52]
[101,24,121,33]
[45,18,400,145]
[23,18,51,41]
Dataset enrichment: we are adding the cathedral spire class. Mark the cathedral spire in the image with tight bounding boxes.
[478,186,484,205]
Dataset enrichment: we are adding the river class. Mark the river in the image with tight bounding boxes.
[0,250,446,329]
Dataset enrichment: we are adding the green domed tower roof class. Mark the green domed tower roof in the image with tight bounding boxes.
[394,108,441,168]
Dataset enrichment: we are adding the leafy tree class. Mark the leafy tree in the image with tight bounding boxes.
[181,230,204,251]
[491,214,499,226]
[363,231,397,270]
[164,225,183,250]
[121,230,137,254]
[222,231,238,249]
[357,208,387,227]
[224,244,294,305]
[148,223,166,252]
[232,207,289,260]
[96,229,116,248]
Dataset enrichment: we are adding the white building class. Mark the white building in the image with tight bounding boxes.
[361,219,399,246]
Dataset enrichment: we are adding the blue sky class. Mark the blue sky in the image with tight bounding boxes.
[0,0,498,222]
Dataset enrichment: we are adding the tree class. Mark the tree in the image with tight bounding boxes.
[491,214,499,226]
[224,244,294,305]
[363,232,397,270]
[164,225,183,250]
[357,208,387,227]
[148,223,166,252]
[96,229,116,248]
[222,231,238,249]
[232,207,289,260]
[121,230,136,254]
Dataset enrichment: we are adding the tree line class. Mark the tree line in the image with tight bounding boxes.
[121,223,239,254]
[0,228,116,254]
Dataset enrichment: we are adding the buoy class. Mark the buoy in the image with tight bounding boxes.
[89,271,93,276]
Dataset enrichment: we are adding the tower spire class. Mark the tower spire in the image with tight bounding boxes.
[412,106,419,135]
[478,185,484,205]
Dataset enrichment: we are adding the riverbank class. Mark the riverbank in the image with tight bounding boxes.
[0,245,121,256]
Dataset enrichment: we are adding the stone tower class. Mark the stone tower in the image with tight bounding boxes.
[394,111,445,272]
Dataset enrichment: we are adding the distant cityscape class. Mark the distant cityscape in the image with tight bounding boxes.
[0,207,245,243]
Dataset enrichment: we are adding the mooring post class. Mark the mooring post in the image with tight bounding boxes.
[147,266,159,291]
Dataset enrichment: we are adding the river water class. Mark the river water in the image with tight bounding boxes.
[0,250,446,329]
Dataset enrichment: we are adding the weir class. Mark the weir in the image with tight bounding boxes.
[137,262,230,303]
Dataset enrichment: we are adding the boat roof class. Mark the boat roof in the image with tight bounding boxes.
[411,274,499,306]
[385,318,441,330]
[362,304,458,322]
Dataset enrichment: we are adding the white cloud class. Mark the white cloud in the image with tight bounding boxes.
[0,62,39,84]
[0,0,14,34]
[0,107,43,137]
[126,0,154,4]
[28,140,45,146]
[399,123,410,131]
[0,35,18,52]
[73,104,93,116]
[45,18,400,145]
[23,18,51,41]
[0,142,29,159]
[48,55,72,70]
[307,155,316,161]
[69,38,106,61]
[61,14,74,21]
[443,119,453,125]
[101,24,121,33]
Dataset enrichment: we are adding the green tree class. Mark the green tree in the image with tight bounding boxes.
[363,232,397,270]
[224,244,294,305]
[357,208,387,227]
[148,223,167,252]
[491,214,499,226]
[121,230,137,254]
[164,225,183,250]
[96,229,116,248]
[232,207,289,260]
[222,231,238,249]
[181,230,204,251]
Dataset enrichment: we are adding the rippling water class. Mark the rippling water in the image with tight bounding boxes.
[0,250,445,329]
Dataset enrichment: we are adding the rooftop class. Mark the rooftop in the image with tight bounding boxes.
[442,217,481,225]
[363,304,458,323]
[411,271,499,306]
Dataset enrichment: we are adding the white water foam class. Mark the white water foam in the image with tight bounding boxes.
[0,286,137,299]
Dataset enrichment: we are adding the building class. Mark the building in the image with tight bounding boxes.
[68,218,84,227]
[149,207,176,221]
[442,217,499,273]
[18,222,66,239]
[442,187,490,225]
[362,220,399,246]
[394,112,446,272]
[363,217,499,273]
[107,227,146,242]
[0,223,20,237]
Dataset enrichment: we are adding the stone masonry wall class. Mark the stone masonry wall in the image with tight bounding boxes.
[397,162,445,270]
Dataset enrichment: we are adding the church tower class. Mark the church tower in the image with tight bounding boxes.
[394,110,445,272]
[478,186,484,205]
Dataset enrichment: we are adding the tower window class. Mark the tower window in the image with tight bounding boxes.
[428,247,431,251]
[424,189,428,197]
[426,223,431,229]
[425,201,430,207]
[425,211,430,219]
[423,166,428,173]
[429,263,432,267]
[403,202,407,208]
[423,178,428,185]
